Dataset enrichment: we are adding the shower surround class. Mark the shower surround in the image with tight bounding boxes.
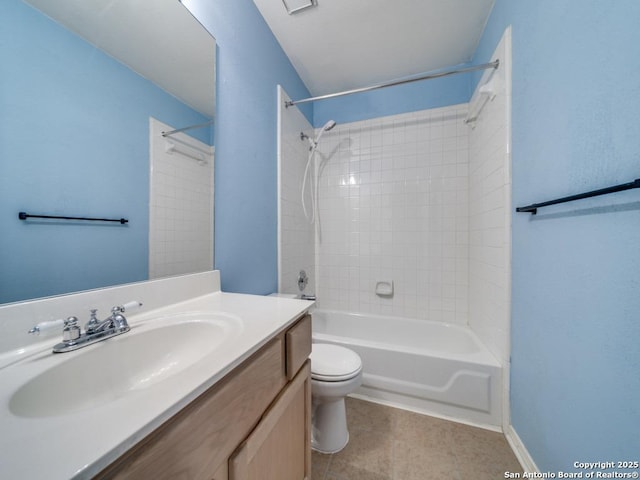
[278,29,511,427]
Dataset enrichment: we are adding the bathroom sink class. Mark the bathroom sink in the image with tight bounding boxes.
[9,313,242,418]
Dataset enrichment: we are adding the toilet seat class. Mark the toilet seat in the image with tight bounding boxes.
[311,344,362,382]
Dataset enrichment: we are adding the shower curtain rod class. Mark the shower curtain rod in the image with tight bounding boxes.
[161,119,214,137]
[285,60,499,108]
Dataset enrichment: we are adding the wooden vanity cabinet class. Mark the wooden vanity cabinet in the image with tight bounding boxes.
[96,314,311,480]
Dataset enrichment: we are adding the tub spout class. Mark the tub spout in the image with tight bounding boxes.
[301,294,316,301]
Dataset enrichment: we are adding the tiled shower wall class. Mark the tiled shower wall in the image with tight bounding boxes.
[468,29,512,365]
[279,81,510,337]
[149,118,214,279]
[315,105,471,324]
[278,87,316,296]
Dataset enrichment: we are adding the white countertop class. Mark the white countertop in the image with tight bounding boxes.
[0,290,312,479]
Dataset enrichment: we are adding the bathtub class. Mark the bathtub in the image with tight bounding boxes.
[312,309,502,428]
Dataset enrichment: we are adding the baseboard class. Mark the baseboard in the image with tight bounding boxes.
[504,424,539,473]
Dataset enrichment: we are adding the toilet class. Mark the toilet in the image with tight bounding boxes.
[310,343,363,453]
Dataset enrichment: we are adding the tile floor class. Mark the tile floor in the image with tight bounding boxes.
[312,397,524,480]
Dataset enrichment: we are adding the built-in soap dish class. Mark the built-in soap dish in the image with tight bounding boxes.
[375,280,393,297]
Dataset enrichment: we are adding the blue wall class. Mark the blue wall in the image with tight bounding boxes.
[313,68,471,128]
[181,0,312,294]
[475,0,640,471]
[0,0,211,303]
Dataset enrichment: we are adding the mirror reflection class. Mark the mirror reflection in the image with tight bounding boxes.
[0,0,216,304]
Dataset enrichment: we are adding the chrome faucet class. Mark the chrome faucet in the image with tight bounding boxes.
[85,306,129,334]
[29,301,142,353]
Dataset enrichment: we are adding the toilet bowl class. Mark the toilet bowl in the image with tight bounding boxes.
[310,343,363,454]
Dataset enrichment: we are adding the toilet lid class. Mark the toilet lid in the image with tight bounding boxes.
[311,344,362,381]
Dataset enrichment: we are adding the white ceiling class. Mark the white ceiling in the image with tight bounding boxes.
[253,0,495,97]
[23,0,216,118]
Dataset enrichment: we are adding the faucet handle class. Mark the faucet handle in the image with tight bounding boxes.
[110,305,130,330]
[85,309,100,332]
[121,301,143,313]
[63,316,81,344]
[28,318,64,335]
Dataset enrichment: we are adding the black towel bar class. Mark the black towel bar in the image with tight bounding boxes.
[18,212,128,224]
[516,178,640,215]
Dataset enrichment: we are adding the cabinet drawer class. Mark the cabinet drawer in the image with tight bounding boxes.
[285,314,311,380]
[97,337,286,480]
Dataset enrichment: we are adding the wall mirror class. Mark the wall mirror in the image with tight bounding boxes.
[0,0,216,304]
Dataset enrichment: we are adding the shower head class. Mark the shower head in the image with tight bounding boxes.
[322,120,337,132]
[312,119,337,147]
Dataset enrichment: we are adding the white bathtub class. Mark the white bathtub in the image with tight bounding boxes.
[312,309,502,428]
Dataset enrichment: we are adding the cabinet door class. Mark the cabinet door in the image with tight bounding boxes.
[229,361,311,480]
